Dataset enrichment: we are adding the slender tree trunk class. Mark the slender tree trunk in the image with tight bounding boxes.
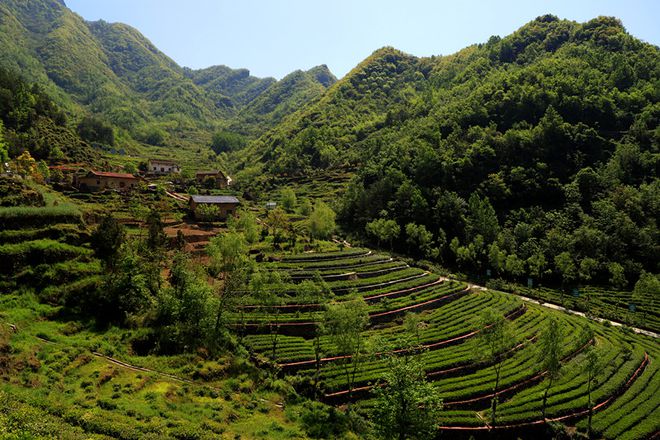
[399,397,407,440]
[348,338,362,404]
[238,308,245,344]
[344,361,352,404]
[587,377,593,438]
[491,363,501,426]
[214,297,224,335]
[270,321,280,360]
[542,378,553,420]
[313,334,321,399]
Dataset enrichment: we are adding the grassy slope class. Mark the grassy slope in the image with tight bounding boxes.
[0,182,309,439]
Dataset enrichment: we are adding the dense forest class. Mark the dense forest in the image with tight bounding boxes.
[0,67,97,163]
[246,15,659,290]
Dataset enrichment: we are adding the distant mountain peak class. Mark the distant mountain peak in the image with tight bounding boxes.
[306,64,337,87]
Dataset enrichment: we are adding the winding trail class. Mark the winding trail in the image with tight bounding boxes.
[437,277,659,339]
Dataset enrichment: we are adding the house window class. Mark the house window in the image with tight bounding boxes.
[161,167,165,172]
[120,181,125,188]
[96,180,100,185]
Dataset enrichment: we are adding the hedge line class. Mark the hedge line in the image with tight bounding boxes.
[0,239,92,274]
[0,205,82,229]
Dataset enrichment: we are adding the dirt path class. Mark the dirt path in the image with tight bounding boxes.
[436,277,659,339]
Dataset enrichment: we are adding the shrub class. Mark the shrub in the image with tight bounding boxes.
[299,401,349,439]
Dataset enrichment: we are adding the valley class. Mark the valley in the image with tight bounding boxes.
[0,1,658,439]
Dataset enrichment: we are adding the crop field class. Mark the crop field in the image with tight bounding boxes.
[238,249,660,439]
[0,182,306,440]
[0,184,101,301]
[511,284,660,334]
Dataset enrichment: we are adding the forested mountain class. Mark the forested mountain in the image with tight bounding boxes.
[185,65,276,110]
[247,15,659,289]
[227,65,337,137]
[0,0,334,148]
[0,67,97,163]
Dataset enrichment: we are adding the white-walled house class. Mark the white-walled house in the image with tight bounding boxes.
[148,159,180,175]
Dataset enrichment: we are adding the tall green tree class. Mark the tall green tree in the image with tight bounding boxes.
[308,200,336,240]
[374,352,443,440]
[324,298,369,402]
[251,269,287,359]
[479,310,515,426]
[280,188,297,212]
[366,218,400,250]
[207,232,252,336]
[95,242,154,326]
[405,222,437,259]
[267,207,288,246]
[156,252,217,353]
[581,333,602,439]
[0,121,8,165]
[91,213,125,269]
[146,208,167,253]
[466,194,499,244]
[229,209,261,244]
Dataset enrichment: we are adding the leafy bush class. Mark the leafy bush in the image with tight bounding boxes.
[299,401,349,439]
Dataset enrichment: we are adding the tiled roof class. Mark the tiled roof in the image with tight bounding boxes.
[89,171,137,179]
[49,165,84,171]
[190,195,239,204]
[196,170,225,176]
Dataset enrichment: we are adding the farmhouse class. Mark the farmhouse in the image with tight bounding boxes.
[148,158,180,175]
[77,170,140,192]
[189,195,240,220]
[195,170,229,189]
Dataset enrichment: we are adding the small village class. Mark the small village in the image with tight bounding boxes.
[49,158,239,219]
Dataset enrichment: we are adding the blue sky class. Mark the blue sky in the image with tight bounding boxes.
[66,0,660,79]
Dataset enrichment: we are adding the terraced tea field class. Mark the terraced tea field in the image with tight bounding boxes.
[0,188,101,304]
[237,250,660,439]
[512,284,660,334]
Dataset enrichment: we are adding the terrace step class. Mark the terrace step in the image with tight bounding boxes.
[438,352,649,435]
[234,285,471,338]
[321,334,538,404]
[280,250,371,263]
[238,278,447,313]
[277,304,527,372]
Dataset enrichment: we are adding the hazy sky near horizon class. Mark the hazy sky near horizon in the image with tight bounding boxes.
[66,0,659,79]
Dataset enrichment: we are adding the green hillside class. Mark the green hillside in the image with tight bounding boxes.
[0,6,658,440]
[242,15,659,293]
[0,0,336,159]
[0,67,98,163]
[228,65,337,138]
[185,65,276,110]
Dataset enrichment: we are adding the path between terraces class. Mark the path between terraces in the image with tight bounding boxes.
[439,277,659,339]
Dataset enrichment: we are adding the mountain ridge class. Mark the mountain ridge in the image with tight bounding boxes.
[0,0,336,153]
